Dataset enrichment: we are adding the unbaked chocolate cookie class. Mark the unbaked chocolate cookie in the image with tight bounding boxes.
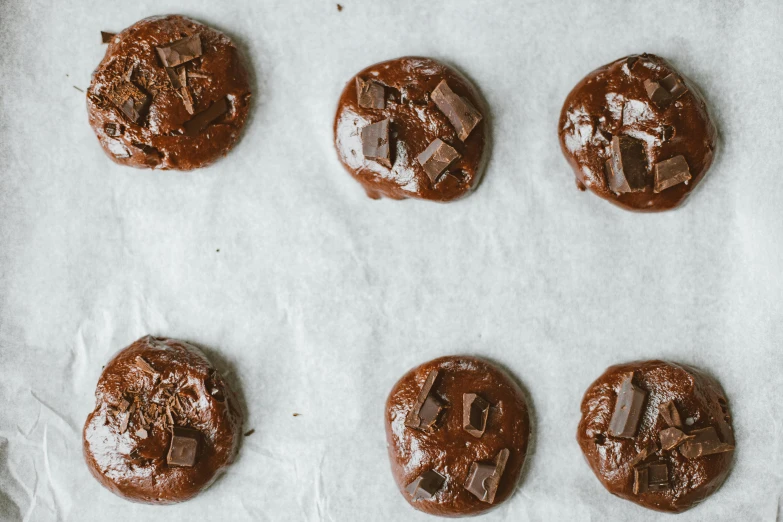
[334,57,489,202]
[385,356,530,517]
[558,54,717,211]
[87,15,251,170]
[83,336,243,504]
[577,360,735,513]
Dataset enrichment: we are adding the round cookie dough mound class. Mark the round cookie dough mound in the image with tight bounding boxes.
[87,15,251,170]
[334,57,489,202]
[385,356,529,517]
[83,336,243,504]
[558,54,717,212]
[577,360,735,513]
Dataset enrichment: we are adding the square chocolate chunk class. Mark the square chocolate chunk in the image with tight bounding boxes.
[431,80,482,141]
[608,373,646,439]
[356,78,385,110]
[167,427,200,467]
[107,81,150,123]
[608,135,649,193]
[157,34,203,69]
[360,118,391,168]
[405,470,445,501]
[654,155,691,193]
[463,393,490,438]
[417,139,460,184]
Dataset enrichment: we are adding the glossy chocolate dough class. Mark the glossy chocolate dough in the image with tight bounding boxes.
[87,15,251,170]
[558,54,717,211]
[83,336,243,504]
[577,361,735,513]
[386,356,529,517]
[334,57,489,202]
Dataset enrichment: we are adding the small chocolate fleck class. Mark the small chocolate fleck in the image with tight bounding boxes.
[293,413,301,417]
[101,32,116,44]
[157,34,203,69]
[167,427,200,467]
[360,118,391,168]
[356,77,385,110]
[134,356,157,375]
[405,370,444,431]
[244,429,255,437]
[654,155,691,193]
[463,393,490,438]
[104,122,121,137]
[679,427,734,459]
[405,470,445,501]
[337,3,343,11]
[464,448,510,504]
[608,373,646,439]
[417,139,460,184]
[431,80,482,141]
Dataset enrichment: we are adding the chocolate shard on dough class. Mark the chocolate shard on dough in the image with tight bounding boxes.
[660,74,688,100]
[183,97,229,136]
[107,81,150,123]
[431,80,482,141]
[101,31,116,44]
[165,66,184,89]
[167,427,200,467]
[463,393,490,438]
[629,438,659,467]
[654,155,691,193]
[464,448,510,504]
[634,463,669,494]
[659,400,683,429]
[104,123,121,137]
[644,79,673,108]
[608,373,646,438]
[679,427,734,459]
[405,370,444,431]
[156,34,203,68]
[360,118,391,168]
[608,135,649,193]
[417,139,461,183]
[405,470,446,501]
[356,77,385,110]
[659,427,693,451]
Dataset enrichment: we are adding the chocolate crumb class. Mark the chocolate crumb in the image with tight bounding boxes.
[244,429,255,437]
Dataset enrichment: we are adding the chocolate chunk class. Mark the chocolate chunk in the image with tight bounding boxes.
[659,400,682,428]
[634,463,669,494]
[644,79,673,108]
[464,448,509,504]
[405,470,445,501]
[104,123,121,137]
[608,373,646,438]
[156,34,203,69]
[463,393,490,438]
[107,81,150,123]
[134,356,157,375]
[179,68,195,115]
[659,427,692,451]
[101,31,116,44]
[360,118,391,168]
[405,370,444,431]
[629,438,659,468]
[654,155,691,193]
[431,80,482,141]
[164,66,184,89]
[356,78,385,110]
[183,97,229,136]
[135,428,148,439]
[167,427,200,467]
[417,139,460,183]
[608,135,648,193]
[626,56,639,69]
[660,74,688,100]
[679,427,734,459]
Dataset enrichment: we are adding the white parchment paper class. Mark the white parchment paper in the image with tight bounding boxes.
[1,0,782,520]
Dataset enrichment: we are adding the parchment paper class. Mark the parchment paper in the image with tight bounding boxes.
[1,0,782,520]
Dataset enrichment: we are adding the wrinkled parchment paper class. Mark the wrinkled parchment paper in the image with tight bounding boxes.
[1,0,783,520]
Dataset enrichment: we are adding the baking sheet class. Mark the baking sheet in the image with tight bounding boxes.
[1,0,782,520]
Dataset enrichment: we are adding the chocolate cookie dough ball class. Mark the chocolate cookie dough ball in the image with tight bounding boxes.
[577,360,735,513]
[87,15,251,170]
[334,57,489,202]
[385,356,530,517]
[83,336,243,504]
[558,54,717,211]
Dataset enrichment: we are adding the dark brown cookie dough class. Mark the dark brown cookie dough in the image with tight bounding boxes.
[385,356,530,517]
[558,54,717,212]
[577,360,735,513]
[334,57,489,202]
[87,15,251,170]
[82,336,243,504]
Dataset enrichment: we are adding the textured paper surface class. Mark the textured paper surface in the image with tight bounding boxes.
[1,1,783,520]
